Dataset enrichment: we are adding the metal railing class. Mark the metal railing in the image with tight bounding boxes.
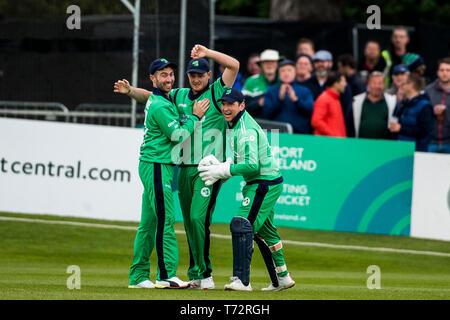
[254,118,294,134]
[0,101,145,128]
[73,103,145,127]
[0,101,70,122]
[0,101,293,134]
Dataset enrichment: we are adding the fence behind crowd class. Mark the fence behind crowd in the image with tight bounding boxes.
[1,10,449,113]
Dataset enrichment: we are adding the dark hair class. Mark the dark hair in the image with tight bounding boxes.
[295,53,313,65]
[407,72,425,91]
[325,71,345,88]
[438,57,450,68]
[392,26,409,37]
[338,54,357,70]
[297,37,315,50]
[248,52,260,59]
[365,40,380,49]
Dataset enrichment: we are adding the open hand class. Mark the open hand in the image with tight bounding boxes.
[193,98,210,119]
[114,79,131,94]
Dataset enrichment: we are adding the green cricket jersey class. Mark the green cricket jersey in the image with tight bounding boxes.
[242,73,280,98]
[227,110,281,182]
[169,77,229,165]
[140,88,200,164]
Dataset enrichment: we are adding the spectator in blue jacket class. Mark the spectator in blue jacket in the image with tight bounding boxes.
[262,59,314,134]
[389,73,433,151]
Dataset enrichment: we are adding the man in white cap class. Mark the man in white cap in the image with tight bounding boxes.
[242,49,281,117]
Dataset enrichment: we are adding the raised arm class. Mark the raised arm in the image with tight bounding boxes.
[113,79,152,104]
[191,44,240,88]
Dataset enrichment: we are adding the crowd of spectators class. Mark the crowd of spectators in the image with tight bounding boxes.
[236,26,450,154]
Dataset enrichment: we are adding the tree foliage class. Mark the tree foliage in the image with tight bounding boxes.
[0,0,129,19]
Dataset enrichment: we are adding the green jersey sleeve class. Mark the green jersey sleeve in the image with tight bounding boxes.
[211,77,229,112]
[230,128,259,177]
[152,101,199,140]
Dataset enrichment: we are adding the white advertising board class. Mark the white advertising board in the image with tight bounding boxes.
[411,152,450,241]
[0,118,143,222]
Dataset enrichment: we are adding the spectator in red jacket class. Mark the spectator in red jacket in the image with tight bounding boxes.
[311,72,348,137]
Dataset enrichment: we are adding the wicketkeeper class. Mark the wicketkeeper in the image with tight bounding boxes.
[198,88,295,291]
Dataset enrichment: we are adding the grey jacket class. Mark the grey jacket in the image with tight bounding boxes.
[425,79,450,144]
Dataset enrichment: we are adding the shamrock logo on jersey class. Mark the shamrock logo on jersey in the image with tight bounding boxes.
[201,187,211,198]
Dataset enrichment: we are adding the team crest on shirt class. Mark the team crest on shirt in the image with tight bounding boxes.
[242,197,250,206]
[201,187,211,197]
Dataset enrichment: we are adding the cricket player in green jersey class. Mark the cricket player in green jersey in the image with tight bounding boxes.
[128,58,210,289]
[198,88,295,292]
[115,45,239,290]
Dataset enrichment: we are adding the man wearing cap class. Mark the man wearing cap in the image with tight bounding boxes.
[128,58,210,289]
[197,88,295,292]
[263,59,314,134]
[387,64,410,103]
[301,50,355,137]
[115,45,240,290]
[242,49,281,117]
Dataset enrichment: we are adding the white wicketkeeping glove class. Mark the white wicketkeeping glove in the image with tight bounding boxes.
[198,154,221,168]
[198,159,232,186]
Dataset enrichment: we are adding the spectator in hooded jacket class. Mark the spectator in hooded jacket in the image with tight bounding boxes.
[425,57,450,153]
[389,73,433,151]
[263,59,314,134]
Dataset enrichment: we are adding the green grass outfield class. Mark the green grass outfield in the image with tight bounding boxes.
[0,212,449,300]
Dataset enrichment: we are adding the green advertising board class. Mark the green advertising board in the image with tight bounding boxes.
[174,133,415,236]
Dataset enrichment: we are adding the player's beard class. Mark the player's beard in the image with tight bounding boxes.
[155,78,174,94]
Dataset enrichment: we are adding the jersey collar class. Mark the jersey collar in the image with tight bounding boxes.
[152,87,173,102]
[228,110,245,129]
[188,83,210,100]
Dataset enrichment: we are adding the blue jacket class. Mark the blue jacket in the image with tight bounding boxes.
[262,82,314,134]
[394,93,434,151]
